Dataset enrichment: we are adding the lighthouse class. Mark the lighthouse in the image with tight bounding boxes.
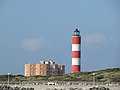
[72,29,81,73]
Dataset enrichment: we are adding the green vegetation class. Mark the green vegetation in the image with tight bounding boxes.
[0,68,120,82]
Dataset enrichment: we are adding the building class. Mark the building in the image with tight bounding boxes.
[25,61,65,77]
[72,29,81,73]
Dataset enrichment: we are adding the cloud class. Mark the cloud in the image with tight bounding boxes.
[22,37,47,51]
[82,33,107,45]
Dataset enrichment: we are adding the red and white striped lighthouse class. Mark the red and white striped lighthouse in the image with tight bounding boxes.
[72,29,81,73]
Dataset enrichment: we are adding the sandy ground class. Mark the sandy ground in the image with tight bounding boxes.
[16,85,120,90]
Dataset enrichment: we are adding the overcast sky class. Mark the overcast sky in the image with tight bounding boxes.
[0,0,120,74]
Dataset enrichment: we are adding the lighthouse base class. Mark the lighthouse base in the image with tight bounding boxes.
[72,65,80,73]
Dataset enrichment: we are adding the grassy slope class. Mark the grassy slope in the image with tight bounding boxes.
[48,68,120,82]
[0,68,120,82]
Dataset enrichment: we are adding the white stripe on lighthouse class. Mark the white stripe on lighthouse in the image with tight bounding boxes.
[72,58,80,65]
[72,44,80,51]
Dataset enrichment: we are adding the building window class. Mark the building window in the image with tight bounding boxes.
[47,66,50,70]
[40,72,43,75]
[47,71,49,74]
[41,68,42,70]
[40,65,43,70]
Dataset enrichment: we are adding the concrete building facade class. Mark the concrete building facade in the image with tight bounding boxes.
[25,61,65,77]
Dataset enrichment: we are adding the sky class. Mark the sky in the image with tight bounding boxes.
[0,0,120,74]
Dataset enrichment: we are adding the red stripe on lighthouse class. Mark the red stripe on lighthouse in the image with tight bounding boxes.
[72,65,80,72]
[72,37,81,44]
[72,51,81,58]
